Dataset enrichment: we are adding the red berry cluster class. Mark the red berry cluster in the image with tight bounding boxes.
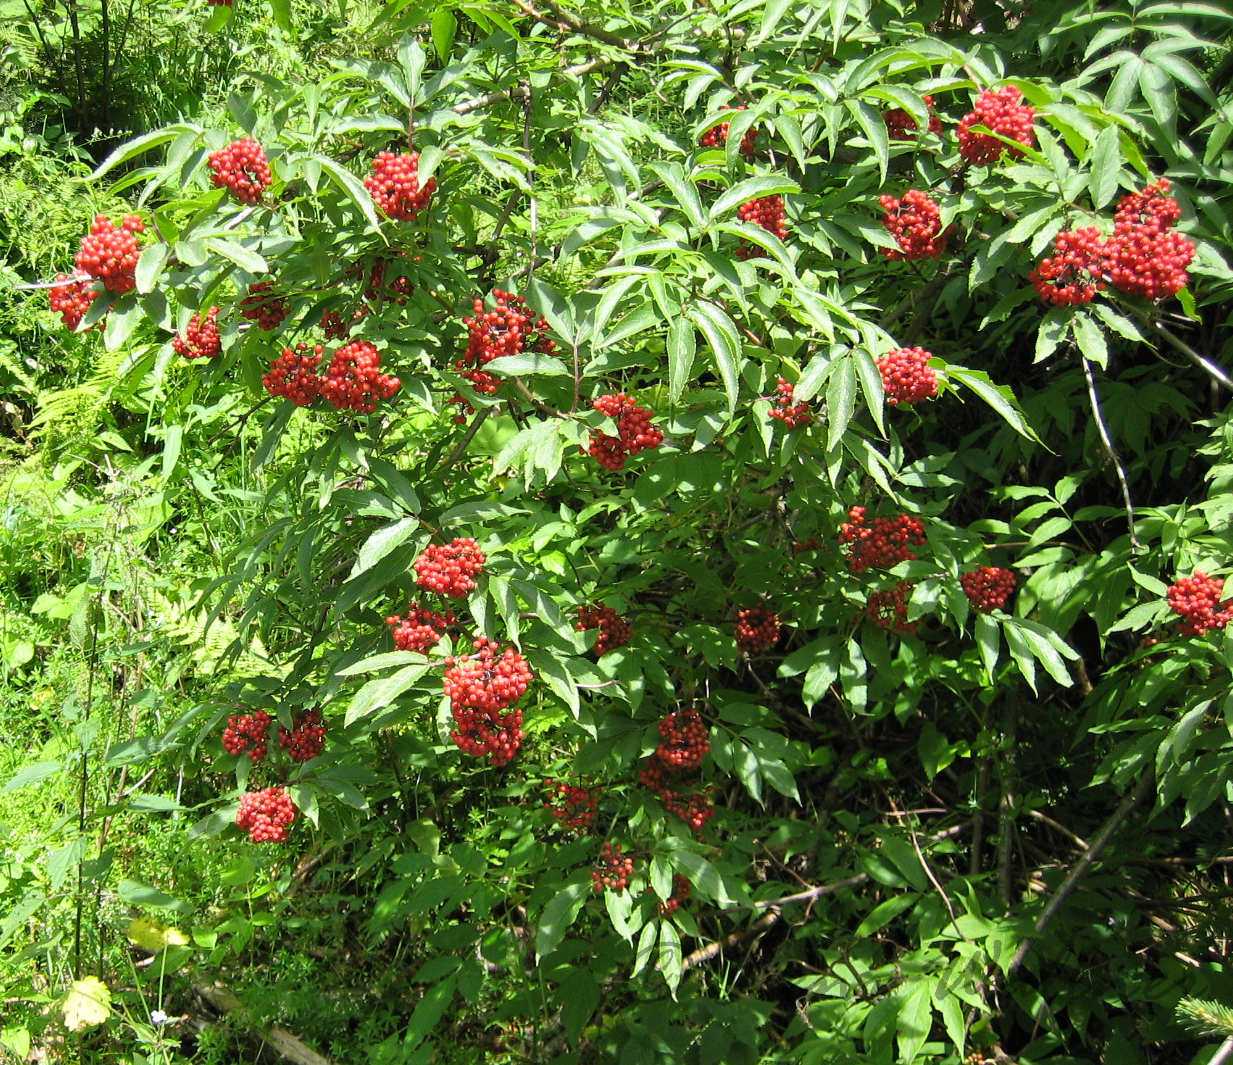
[278,710,326,762]
[699,105,757,158]
[207,138,272,204]
[839,506,926,574]
[656,874,692,916]
[173,306,222,359]
[735,607,781,653]
[222,711,273,761]
[576,604,633,655]
[587,394,664,471]
[1103,179,1195,300]
[866,582,917,634]
[361,258,415,305]
[961,566,1017,613]
[321,307,368,341]
[239,281,289,331]
[75,214,144,294]
[444,637,533,766]
[414,538,486,598]
[236,786,296,844]
[736,195,789,258]
[49,275,97,331]
[544,780,599,831]
[591,841,635,894]
[957,86,1036,165]
[263,344,324,406]
[453,290,555,415]
[639,758,715,832]
[884,95,943,140]
[319,339,400,413]
[386,605,456,652]
[364,151,436,221]
[1166,571,1232,636]
[655,708,710,770]
[768,377,813,429]
[1030,227,1107,306]
[881,190,946,260]
[876,347,938,406]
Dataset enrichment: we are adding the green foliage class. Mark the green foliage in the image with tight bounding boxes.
[1,0,1233,1063]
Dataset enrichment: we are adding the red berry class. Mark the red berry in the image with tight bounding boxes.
[239,281,289,331]
[207,138,272,204]
[278,710,326,762]
[957,86,1036,165]
[386,604,456,652]
[839,505,926,574]
[586,394,664,471]
[655,708,709,770]
[1166,571,1232,636]
[544,780,599,831]
[876,347,938,406]
[654,875,692,916]
[74,214,144,294]
[173,306,222,359]
[319,339,400,413]
[235,786,296,844]
[735,607,780,653]
[866,581,917,634]
[1030,228,1107,306]
[576,604,633,655]
[768,377,813,429]
[1102,180,1194,301]
[263,343,324,406]
[961,566,1017,613]
[414,538,486,598]
[221,711,273,761]
[591,841,635,894]
[880,190,946,260]
[884,95,943,140]
[364,151,436,221]
[736,194,788,259]
[444,637,532,766]
[639,758,715,833]
[49,274,98,331]
[699,105,758,158]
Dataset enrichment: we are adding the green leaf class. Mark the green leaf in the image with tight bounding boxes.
[348,516,419,581]
[561,970,600,1044]
[483,354,570,378]
[535,881,589,960]
[826,356,856,452]
[649,161,705,231]
[975,613,1000,679]
[160,424,183,483]
[658,920,683,993]
[90,127,191,181]
[853,349,885,435]
[136,244,169,295]
[947,366,1040,442]
[405,976,456,1049]
[118,879,188,913]
[204,238,268,275]
[315,154,383,232]
[897,979,935,1065]
[346,663,430,726]
[270,0,292,31]
[856,893,917,936]
[670,850,735,906]
[846,99,889,184]
[708,175,799,224]
[1072,313,1108,369]
[667,318,696,404]
[4,760,63,792]
[632,921,658,977]
[687,302,741,416]
[431,8,458,61]
[794,351,836,403]
[1087,124,1122,209]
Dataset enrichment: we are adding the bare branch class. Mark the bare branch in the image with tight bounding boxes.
[1082,356,1141,551]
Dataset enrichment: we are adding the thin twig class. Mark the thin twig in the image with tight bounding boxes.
[997,702,1017,910]
[521,83,538,289]
[436,408,492,475]
[1007,771,1153,977]
[1081,356,1141,551]
[453,58,613,116]
[1123,302,1233,391]
[1026,808,1089,852]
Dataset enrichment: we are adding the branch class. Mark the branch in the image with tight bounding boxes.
[1082,356,1141,551]
[194,983,335,1065]
[510,0,645,51]
[435,407,491,476]
[1006,771,1153,977]
[453,58,613,116]
[1123,302,1233,391]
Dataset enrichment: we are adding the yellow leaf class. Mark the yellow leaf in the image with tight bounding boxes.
[62,977,112,1031]
[126,917,189,952]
